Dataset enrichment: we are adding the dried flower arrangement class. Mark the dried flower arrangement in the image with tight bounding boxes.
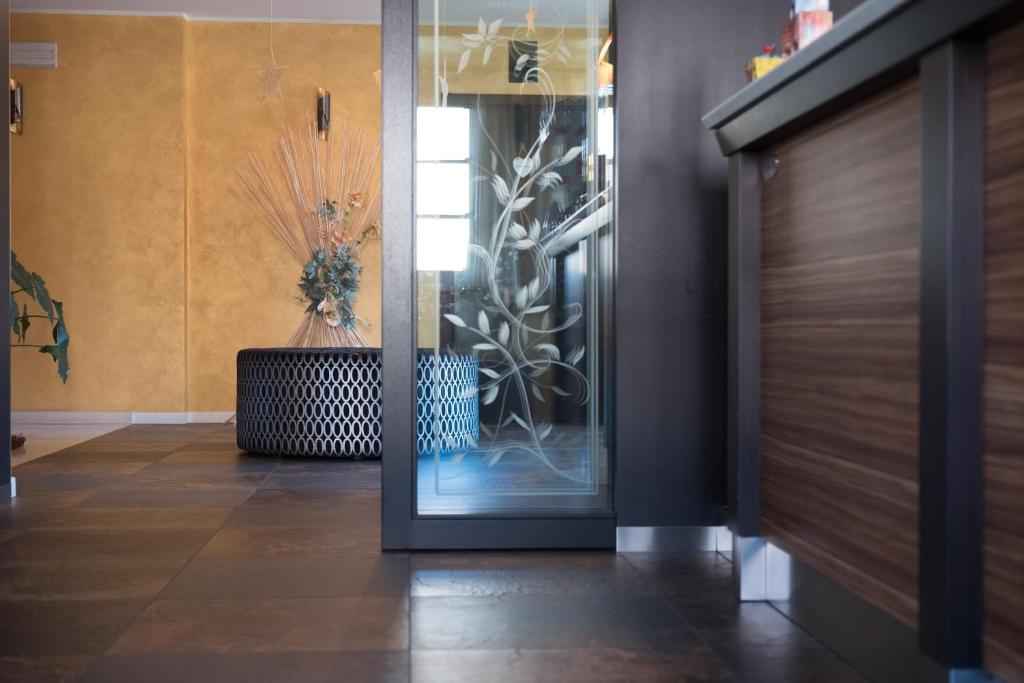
[239,117,381,347]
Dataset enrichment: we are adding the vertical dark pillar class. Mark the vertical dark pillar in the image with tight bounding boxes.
[1,1,11,498]
[727,152,762,537]
[918,39,985,667]
[380,0,416,549]
[614,0,788,526]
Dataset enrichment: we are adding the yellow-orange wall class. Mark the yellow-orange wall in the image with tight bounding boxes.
[417,26,599,102]
[11,14,381,413]
[11,14,188,411]
[185,21,381,412]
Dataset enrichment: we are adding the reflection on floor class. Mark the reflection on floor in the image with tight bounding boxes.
[10,422,126,467]
[0,425,865,682]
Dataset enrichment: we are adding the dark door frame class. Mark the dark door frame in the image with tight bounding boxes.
[1,1,11,500]
[379,0,615,550]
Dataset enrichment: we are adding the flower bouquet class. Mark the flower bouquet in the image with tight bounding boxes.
[239,118,381,347]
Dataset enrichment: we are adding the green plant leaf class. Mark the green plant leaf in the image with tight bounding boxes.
[17,303,30,343]
[11,252,35,297]
[39,300,70,383]
[11,255,71,383]
[10,295,18,336]
[31,272,55,322]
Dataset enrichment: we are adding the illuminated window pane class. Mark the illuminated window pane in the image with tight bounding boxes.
[417,107,471,161]
[417,217,470,271]
[417,162,470,216]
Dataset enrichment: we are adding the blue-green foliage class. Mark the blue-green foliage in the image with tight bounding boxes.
[11,252,70,383]
[298,245,362,330]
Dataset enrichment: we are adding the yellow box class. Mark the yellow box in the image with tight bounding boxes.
[746,54,784,81]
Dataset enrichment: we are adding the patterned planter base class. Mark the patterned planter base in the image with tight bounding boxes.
[236,347,478,458]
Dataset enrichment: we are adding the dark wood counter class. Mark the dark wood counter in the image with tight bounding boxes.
[984,21,1024,682]
[707,0,1024,679]
[760,78,921,627]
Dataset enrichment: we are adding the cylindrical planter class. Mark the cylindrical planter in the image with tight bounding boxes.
[236,347,478,458]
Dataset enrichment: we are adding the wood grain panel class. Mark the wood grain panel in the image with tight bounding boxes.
[984,22,1024,683]
[760,78,921,627]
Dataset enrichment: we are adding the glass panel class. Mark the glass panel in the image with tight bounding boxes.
[416,0,615,515]
[416,162,471,215]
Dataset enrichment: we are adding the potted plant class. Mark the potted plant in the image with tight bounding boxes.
[10,252,71,449]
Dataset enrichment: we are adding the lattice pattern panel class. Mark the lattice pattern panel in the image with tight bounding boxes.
[416,352,480,458]
[236,348,478,458]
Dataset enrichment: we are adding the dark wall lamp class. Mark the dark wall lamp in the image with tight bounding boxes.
[10,79,22,135]
[317,87,330,140]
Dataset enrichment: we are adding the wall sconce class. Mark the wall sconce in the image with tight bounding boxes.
[10,79,23,135]
[317,87,330,140]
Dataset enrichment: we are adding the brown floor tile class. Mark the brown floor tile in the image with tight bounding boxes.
[271,459,379,473]
[197,527,383,560]
[0,600,149,656]
[80,651,409,683]
[11,461,145,492]
[0,426,867,682]
[120,469,269,489]
[411,594,702,652]
[410,647,733,683]
[239,487,381,507]
[0,506,236,531]
[10,476,104,493]
[79,485,258,508]
[110,597,409,654]
[667,597,813,649]
[161,556,409,598]
[621,552,734,596]
[0,654,96,682]
[13,461,146,477]
[410,551,645,597]
[102,426,217,441]
[174,441,248,452]
[259,472,381,491]
[38,449,175,464]
[0,490,95,510]
[0,506,57,531]
[713,643,867,683]
[137,461,279,476]
[0,558,187,600]
[260,458,380,491]
[53,441,187,455]
[225,492,380,534]
[0,528,215,563]
[159,450,281,465]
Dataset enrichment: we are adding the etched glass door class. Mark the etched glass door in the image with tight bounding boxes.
[414,0,615,515]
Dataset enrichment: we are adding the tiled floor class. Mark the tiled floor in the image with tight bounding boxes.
[10,423,126,467]
[0,425,866,682]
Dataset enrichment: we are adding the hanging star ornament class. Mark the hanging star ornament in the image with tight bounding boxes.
[258,58,287,101]
[525,2,538,35]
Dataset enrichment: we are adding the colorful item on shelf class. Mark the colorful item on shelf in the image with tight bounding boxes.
[783,10,834,55]
[746,44,784,82]
[792,0,829,12]
[782,21,795,56]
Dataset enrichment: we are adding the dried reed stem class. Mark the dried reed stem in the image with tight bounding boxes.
[239,116,382,348]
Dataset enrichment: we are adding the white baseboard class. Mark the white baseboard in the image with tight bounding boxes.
[130,412,188,425]
[187,412,236,424]
[13,411,235,425]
